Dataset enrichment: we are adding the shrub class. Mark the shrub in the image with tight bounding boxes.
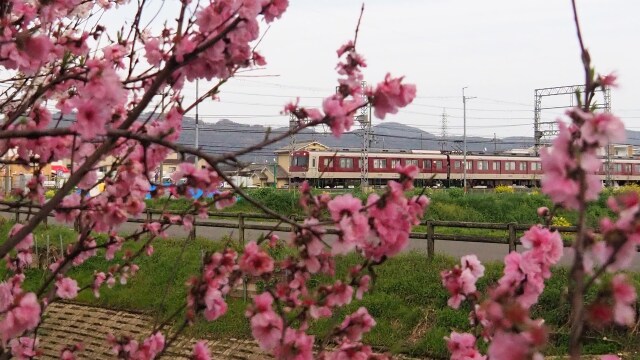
[45,189,56,199]
[495,185,515,194]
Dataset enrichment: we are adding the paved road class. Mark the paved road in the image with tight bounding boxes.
[3,211,639,271]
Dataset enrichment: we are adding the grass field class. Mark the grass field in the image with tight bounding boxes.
[2,220,639,359]
[146,187,617,229]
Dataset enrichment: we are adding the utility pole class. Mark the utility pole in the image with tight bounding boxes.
[195,79,200,167]
[462,87,476,193]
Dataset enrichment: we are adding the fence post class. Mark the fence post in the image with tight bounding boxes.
[238,214,245,247]
[146,208,152,222]
[508,222,517,253]
[426,221,435,259]
[14,208,19,223]
[238,214,247,301]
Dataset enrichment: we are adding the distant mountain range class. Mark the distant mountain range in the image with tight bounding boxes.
[52,115,640,164]
[178,118,640,163]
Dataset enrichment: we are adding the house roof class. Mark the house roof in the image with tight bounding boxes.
[274,141,328,153]
[256,164,288,179]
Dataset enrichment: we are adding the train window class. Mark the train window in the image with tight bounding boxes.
[477,161,488,170]
[519,162,527,171]
[465,161,472,170]
[531,162,541,171]
[435,160,443,170]
[323,158,334,167]
[624,164,631,173]
[614,164,622,172]
[423,160,432,170]
[492,162,500,171]
[454,161,461,169]
[406,159,419,166]
[292,156,308,167]
[358,159,363,168]
[635,164,640,173]
[339,158,354,168]
[312,158,316,168]
[505,162,515,171]
[391,159,401,168]
[373,159,387,169]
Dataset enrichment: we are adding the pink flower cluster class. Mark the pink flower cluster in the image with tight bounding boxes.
[192,341,211,360]
[247,292,284,350]
[55,277,80,300]
[9,336,38,360]
[283,40,415,138]
[174,0,288,84]
[187,249,239,322]
[541,108,625,209]
[443,226,563,359]
[494,226,563,308]
[584,192,640,273]
[107,332,165,360]
[239,242,275,277]
[326,165,429,261]
[445,332,485,360]
[0,289,41,346]
[441,255,485,309]
[5,224,34,272]
[60,342,83,360]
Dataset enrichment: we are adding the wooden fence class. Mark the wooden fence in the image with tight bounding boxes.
[8,207,617,261]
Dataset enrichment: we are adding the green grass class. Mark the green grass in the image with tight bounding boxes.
[146,188,617,230]
[2,218,638,358]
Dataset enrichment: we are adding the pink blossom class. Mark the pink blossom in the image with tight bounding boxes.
[581,112,626,146]
[93,272,107,298]
[337,41,354,57]
[537,207,549,217]
[215,191,237,209]
[0,292,41,344]
[273,328,314,360]
[9,224,32,252]
[56,277,80,299]
[328,194,362,222]
[203,288,228,321]
[239,242,274,277]
[144,38,164,66]
[323,96,354,137]
[192,341,211,360]
[9,337,37,360]
[461,255,485,279]
[611,274,637,326]
[370,74,416,120]
[356,275,370,300]
[445,332,485,360]
[61,349,75,360]
[249,293,283,350]
[598,72,618,87]
[326,281,354,307]
[263,0,289,23]
[487,332,529,360]
[520,226,563,274]
[339,307,376,342]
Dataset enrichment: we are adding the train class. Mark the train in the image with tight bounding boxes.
[286,148,640,188]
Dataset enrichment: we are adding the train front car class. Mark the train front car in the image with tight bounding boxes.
[289,150,310,186]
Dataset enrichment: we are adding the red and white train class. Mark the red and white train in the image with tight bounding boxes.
[287,148,640,188]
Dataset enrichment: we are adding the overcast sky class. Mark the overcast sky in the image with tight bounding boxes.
[107,1,640,140]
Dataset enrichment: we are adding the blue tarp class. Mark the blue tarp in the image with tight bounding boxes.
[145,184,219,200]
